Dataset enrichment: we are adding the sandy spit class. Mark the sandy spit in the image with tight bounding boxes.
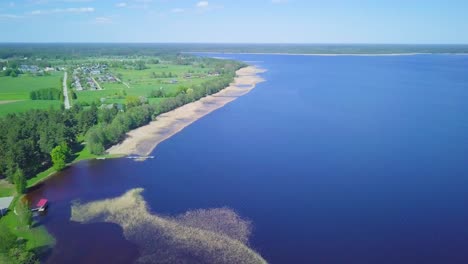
[107,66,266,156]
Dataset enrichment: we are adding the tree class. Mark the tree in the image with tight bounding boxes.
[176,85,187,95]
[16,199,32,228]
[7,245,39,264]
[125,95,141,108]
[50,143,70,171]
[0,224,16,253]
[135,60,147,70]
[13,168,26,194]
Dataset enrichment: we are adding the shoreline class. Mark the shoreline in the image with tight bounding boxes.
[107,66,266,157]
[187,51,468,56]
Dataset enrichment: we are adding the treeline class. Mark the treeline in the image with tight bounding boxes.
[86,104,155,154]
[30,88,63,100]
[0,43,198,60]
[0,105,100,186]
[151,71,177,78]
[0,68,21,77]
[86,72,240,154]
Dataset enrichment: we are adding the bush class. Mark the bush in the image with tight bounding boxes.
[30,88,63,100]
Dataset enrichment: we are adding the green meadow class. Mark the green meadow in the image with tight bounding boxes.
[0,72,63,116]
[0,100,62,116]
[0,73,62,100]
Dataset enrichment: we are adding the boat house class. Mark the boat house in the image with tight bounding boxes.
[33,198,49,212]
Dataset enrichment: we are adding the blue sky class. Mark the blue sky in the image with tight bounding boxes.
[0,0,467,43]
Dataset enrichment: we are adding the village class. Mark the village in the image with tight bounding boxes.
[72,64,119,91]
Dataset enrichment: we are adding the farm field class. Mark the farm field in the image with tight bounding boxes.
[0,72,63,116]
[0,72,62,100]
[0,100,62,116]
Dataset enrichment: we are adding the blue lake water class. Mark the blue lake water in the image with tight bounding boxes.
[29,54,468,263]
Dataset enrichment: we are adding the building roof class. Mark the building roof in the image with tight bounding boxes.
[36,199,48,208]
[0,196,14,214]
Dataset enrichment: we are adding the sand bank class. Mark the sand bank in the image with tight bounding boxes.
[107,66,266,156]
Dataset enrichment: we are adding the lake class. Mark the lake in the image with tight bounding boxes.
[28,54,468,263]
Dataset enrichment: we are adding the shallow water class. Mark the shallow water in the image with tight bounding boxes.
[29,54,468,263]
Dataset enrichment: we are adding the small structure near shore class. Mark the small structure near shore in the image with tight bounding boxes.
[32,198,49,212]
[0,196,14,217]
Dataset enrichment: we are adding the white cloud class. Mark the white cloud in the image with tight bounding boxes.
[171,8,184,13]
[30,7,95,15]
[95,16,112,23]
[29,0,94,3]
[117,0,152,9]
[0,13,23,19]
[196,1,208,8]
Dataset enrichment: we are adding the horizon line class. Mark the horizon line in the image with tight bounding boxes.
[1,42,468,45]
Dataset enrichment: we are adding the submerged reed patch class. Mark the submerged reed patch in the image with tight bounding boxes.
[71,188,267,264]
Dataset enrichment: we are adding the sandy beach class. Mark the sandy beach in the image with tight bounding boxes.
[107,66,266,156]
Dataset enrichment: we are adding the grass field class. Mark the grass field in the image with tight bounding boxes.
[0,72,63,116]
[0,100,62,116]
[0,72,62,100]
[0,180,14,197]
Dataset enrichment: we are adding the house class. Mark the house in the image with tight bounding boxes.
[0,196,14,217]
[19,65,40,73]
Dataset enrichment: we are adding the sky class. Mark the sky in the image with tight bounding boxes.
[0,0,467,43]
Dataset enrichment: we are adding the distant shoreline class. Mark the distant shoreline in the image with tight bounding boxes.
[107,66,266,157]
[187,52,468,56]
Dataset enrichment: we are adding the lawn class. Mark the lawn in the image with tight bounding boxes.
[0,100,62,116]
[0,72,62,100]
[0,72,64,116]
[0,180,14,197]
[25,144,121,189]
[0,197,55,251]
[26,167,56,189]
